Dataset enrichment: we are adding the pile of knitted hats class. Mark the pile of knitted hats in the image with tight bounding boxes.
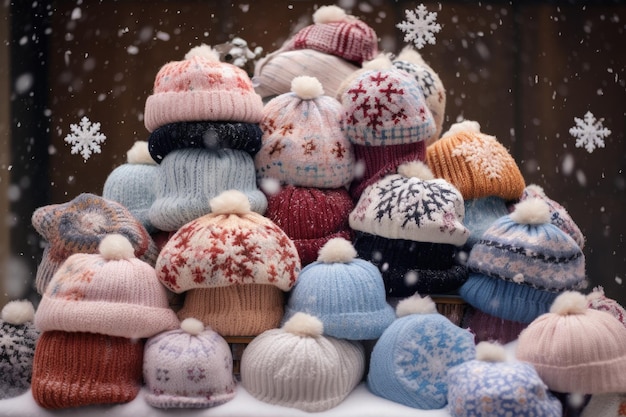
[6,3,626,415]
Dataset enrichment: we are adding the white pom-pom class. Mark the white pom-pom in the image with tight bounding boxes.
[98,234,136,260]
[397,161,434,180]
[509,198,551,225]
[396,293,438,318]
[586,286,606,302]
[209,190,251,215]
[313,5,346,24]
[317,237,357,263]
[550,291,588,315]
[524,184,547,198]
[126,141,156,165]
[185,44,220,61]
[362,53,394,71]
[291,76,324,100]
[396,45,428,67]
[259,177,281,196]
[1,300,35,325]
[476,341,507,362]
[442,120,481,138]
[180,317,205,335]
[283,312,324,337]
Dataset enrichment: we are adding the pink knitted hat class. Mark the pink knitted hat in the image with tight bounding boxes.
[283,5,379,64]
[516,291,626,394]
[255,76,355,188]
[35,234,179,339]
[144,45,264,132]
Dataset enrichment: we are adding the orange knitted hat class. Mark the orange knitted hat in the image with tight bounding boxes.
[31,331,143,409]
[426,121,525,201]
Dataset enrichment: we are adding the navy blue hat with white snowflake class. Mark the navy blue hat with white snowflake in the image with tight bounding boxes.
[349,161,469,296]
[0,300,40,400]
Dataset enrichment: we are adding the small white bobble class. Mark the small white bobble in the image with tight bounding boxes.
[98,234,135,260]
[550,291,588,316]
[126,141,156,165]
[291,76,324,100]
[475,341,507,362]
[185,44,220,61]
[317,238,357,263]
[210,190,251,215]
[397,161,435,180]
[362,53,394,71]
[510,198,551,225]
[1,300,35,325]
[396,293,438,318]
[283,312,324,337]
[313,5,347,24]
[181,318,205,336]
[442,120,481,138]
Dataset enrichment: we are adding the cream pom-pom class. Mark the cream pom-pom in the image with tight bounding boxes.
[185,44,220,61]
[291,76,324,100]
[509,198,551,225]
[586,286,606,302]
[442,120,481,138]
[209,190,251,215]
[126,141,156,165]
[475,341,507,362]
[313,5,347,24]
[397,161,435,180]
[396,45,428,67]
[550,291,588,315]
[181,317,205,336]
[317,237,357,264]
[99,234,136,260]
[1,300,35,325]
[283,312,324,337]
[524,184,547,198]
[396,293,438,318]
[362,53,394,71]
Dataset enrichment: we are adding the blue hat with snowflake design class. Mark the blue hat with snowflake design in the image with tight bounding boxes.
[367,294,476,410]
[143,318,236,409]
[446,342,562,417]
[460,197,587,324]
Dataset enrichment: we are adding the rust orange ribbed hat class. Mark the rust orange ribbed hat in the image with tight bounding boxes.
[426,120,525,201]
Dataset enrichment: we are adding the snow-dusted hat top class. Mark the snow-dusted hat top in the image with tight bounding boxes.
[255,76,355,188]
[283,237,395,340]
[516,291,626,394]
[367,294,476,409]
[349,161,469,246]
[156,189,301,293]
[144,44,264,132]
[426,120,526,200]
[339,55,436,146]
[393,45,446,144]
[143,318,236,409]
[447,342,562,417]
[240,312,365,412]
[35,234,179,339]
[282,5,379,64]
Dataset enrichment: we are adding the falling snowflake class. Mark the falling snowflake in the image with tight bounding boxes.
[569,111,611,153]
[63,116,107,161]
[451,135,507,179]
[396,4,442,50]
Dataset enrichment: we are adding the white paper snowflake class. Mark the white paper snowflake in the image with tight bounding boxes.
[569,111,611,153]
[64,116,107,161]
[451,135,507,180]
[396,4,442,50]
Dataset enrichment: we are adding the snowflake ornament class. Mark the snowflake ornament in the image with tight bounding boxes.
[569,111,611,153]
[396,4,442,50]
[64,116,107,161]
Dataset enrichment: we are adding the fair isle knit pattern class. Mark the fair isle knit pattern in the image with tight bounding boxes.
[31,193,159,295]
[340,68,436,146]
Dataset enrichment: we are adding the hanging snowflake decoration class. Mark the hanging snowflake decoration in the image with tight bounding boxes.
[396,4,442,50]
[64,116,107,161]
[569,111,611,154]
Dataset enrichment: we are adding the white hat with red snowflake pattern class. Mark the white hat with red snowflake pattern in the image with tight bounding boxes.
[349,161,469,246]
[155,189,301,293]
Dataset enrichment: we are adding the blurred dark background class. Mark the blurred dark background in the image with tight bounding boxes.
[1,0,624,307]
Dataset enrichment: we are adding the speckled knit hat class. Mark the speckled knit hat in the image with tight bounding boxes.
[241,312,365,412]
[144,45,263,132]
[0,300,39,400]
[517,291,626,394]
[31,193,159,295]
[586,286,626,327]
[426,120,526,201]
[282,5,379,64]
[263,184,354,266]
[35,234,179,339]
[102,141,158,233]
[156,190,301,336]
[393,45,446,144]
[350,161,469,296]
[447,342,562,417]
[460,198,587,324]
[283,238,395,340]
[143,318,236,409]
[255,76,354,188]
[368,294,476,409]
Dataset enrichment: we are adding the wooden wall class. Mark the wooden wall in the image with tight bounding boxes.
[5,0,626,305]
